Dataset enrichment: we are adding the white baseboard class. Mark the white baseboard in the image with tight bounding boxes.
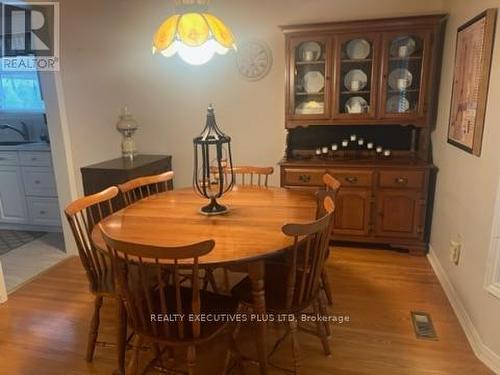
[427,247,500,374]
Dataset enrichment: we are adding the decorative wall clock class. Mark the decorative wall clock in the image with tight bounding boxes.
[236,40,273,81]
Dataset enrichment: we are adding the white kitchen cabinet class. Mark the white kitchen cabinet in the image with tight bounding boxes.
[0,166,29,224]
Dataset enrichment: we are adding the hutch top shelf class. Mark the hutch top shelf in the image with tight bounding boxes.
[281,14,447,129]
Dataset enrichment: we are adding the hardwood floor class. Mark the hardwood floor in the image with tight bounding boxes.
[0,247,493,374]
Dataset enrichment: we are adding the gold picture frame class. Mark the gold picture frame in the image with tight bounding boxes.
[447,8,497,156]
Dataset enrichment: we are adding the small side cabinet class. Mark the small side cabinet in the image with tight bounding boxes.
[81,154,173,210]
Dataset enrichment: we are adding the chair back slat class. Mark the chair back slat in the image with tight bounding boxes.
[232,166,273,187]
[281,195,335,310]
[65,186,119,294]
[99,225,215,341]
[322,173,341,197]
[119,171,174,206]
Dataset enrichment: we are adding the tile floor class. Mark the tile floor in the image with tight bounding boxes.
[0,232,68,293]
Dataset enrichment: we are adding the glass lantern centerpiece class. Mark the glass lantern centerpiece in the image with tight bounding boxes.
[193,105,234,215]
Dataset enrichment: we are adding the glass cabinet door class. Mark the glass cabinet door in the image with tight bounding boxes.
[289,37,331,119]
[335,35,379,119]
[381,32,429,119]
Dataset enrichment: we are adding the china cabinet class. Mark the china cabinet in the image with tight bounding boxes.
[283,15,445,128]
[279,15,447,254]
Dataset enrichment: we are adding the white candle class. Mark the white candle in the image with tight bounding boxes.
[331,144,338,151]
[315,148,321,155]
[383,149,391,157]
[357,138,365,146]
[321,146,329,154]
[376,146,383,153]
[350,134,357,141]
[342,140,349,147]
[367,142,374,149]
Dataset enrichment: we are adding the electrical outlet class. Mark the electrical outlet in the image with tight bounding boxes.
[449,240,461,265]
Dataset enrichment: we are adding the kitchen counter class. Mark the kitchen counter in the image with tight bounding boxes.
[0,142,51,152]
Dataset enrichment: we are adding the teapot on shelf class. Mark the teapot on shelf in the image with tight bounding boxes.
[346,100,368,114]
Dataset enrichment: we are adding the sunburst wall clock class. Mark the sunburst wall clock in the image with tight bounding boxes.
[236,40,273,81]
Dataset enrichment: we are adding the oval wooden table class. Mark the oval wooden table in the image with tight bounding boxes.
[92,186,317,374]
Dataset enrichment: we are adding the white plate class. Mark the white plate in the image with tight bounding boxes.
[345,96,368,114]
[299,41,322,62]
[346,38,371,60]
[296,100,324,114]
[344,69,368,91]
[303,71,325,93]
[388,68,413,91]
[386,95,410,113]
[389,36,416,57]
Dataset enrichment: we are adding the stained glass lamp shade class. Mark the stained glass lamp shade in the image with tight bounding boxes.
[152,1,236,65]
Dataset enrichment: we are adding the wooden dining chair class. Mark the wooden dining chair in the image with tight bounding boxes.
[231,195,336,373]
[64,186,121,363]
[118,171,219,294]
[319,173,341,306]
[118,171,174,206]
[99,228,243,374]
[232,166,274,187]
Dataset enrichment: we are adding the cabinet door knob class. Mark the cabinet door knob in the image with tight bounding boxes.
[299,175,311,183]
[34,180,41,184]
[345,176,358,184]
[31,157,38,161]
[39,210,46,215]
[394,177,408,185]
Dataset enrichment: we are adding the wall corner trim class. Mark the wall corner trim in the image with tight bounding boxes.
[427,246,500,374]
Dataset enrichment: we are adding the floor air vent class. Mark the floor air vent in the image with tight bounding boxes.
[411,311,437,340]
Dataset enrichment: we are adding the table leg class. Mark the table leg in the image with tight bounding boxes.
[247,261,268,375]
[115,298,127,375]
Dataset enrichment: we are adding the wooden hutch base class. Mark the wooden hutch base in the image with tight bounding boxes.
[280,156,435,255]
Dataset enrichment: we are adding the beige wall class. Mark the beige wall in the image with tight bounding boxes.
[430,0,500,363]
[58,0,446,190]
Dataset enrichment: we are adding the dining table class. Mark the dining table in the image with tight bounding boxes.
[91,185,317,374]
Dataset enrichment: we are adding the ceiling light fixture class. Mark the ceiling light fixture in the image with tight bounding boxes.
[152,0,236,66]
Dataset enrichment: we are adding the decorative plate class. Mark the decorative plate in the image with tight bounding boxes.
[303,71,325,93]
[389,36,417,57]
[386,95,410,113]
[344,69,368,91]
[298,41,322,62]
[346,39,371,60]
[388,68,413,91]
[345,96,368,114]
[296,100,324,114]
[236,40,273,81]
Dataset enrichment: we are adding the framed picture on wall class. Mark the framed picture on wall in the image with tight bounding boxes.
[447,8,497,156]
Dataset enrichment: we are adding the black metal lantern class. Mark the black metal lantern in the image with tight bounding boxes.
[193,105,234,215]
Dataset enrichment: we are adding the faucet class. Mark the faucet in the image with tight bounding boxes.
[0,122,29,141]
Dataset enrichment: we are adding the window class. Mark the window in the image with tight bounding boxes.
[485,175,500,299]
[0,60,45,113]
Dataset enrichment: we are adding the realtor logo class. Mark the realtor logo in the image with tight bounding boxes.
[1,2,60,71]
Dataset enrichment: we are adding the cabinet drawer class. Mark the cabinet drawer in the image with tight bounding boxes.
[22,167,58,197]
[329,169,373,187]
[27,197,61,226]
[19,152,52,167]
[0,151,19,166]
[283,168,326,186]
[379,170,424,189]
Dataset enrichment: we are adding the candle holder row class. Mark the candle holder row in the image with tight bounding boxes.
[314,134,392,159]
